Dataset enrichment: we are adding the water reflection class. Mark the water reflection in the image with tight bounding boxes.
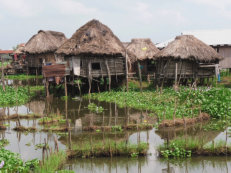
[1,95,231,172]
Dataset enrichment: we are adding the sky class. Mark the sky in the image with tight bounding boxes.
[0,0,231,49]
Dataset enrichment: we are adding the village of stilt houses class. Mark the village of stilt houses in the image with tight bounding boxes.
[0,19,231,173]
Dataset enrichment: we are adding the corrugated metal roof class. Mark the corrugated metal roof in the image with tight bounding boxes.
[0,50,14,54]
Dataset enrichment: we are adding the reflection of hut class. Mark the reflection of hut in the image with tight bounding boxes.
[26,100,45,115]
[126,39,159,76]
[155,35,223,85]
[155,124,220,144]
[56,19,131,91]
[24,30,67,74]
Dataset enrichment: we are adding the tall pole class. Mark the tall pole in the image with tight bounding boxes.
[125,49,129,92]
[1,56,5,91]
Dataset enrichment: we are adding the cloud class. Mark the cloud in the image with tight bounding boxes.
[53,0,100,16]
[132,2,153,23]
[0,0,41,17]
[186,0,231,18]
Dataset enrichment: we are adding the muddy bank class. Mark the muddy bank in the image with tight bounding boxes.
[0,113,43,121]
[159,113,210,128]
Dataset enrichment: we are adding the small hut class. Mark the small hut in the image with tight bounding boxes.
[154,35,223,85]
[56,19,131,91]
[126,38,159,77]
[24,30,67,74]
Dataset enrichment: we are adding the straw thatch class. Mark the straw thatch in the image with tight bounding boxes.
[56,19,126,57]
[155,35,223,62]
[14,46,24,55]
[24,30,67,54]
[126,38,159,61]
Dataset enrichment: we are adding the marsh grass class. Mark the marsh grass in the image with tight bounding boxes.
[35,151,67,173]
[69,141,148,158]
[159,138,231,158]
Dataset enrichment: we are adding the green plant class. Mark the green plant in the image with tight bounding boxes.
[87,103,104,113]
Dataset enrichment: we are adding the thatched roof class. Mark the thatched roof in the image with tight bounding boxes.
[126,38,159,61]
[155,35,223,62]
[56,19,127,57]
[14,46,24,54]
[24,30,67,54]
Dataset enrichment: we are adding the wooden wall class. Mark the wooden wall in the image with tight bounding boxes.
[26,52,56,68]
[156,59,215,79]
[66,56,125,78]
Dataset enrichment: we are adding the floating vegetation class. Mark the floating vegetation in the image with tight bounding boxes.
[35,143,49,150]
[5,74,43,80]
[0,139,9,147]
[0,113,43,121]
[87,103,104,113]
[0,147,39,172]
[42,126,71,132]
[158,138,231,158]
[0,85,44,106]
[86,87,231,123]
[13,126,36,132]
[38,114,69,125]
[82,123,153,132]
[68,141,148,158]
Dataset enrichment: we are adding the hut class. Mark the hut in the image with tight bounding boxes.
[56,19,132,91]
[24,30,67,74]
[154,35,223,85]
[126,38,159,78]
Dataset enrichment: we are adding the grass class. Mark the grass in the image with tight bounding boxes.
[35,151,67,173]
[68,141,148,158]
[5,74,43,80]
[158,137,231,158]
[86,85,231,121]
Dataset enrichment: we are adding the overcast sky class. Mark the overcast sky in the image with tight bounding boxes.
[0,0,231,49]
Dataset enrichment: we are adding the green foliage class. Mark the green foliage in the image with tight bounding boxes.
[0,147,39,172]
[0,139,9,148]
[35,143,49,150]
[0,85,44,106]
[86,87,231,121]
[111,125,123,132]
[87,103,104,113]
[160,143,192,158]
[5,74,43,80]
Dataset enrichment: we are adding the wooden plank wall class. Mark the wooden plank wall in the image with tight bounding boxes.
[66,56,125,78]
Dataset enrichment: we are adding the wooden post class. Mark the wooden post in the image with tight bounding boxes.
[175,62,178,85]
[64,76,67,98]
[125,49,129,92]
[105,59,111,91]
[88,61,92,94]
[1,56,5,91]
[137,62,142,92]
[46,78,49,97]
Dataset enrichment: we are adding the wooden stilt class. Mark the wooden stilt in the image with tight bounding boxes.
[137,62,142,92]
[46,78,49,97]
[125,50,129,92]
[64,76,67,98]
[105,59,111,91]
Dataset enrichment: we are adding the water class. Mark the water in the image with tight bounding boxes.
[0,90,231,172]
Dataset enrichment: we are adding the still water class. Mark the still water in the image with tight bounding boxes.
[0,93,231,173]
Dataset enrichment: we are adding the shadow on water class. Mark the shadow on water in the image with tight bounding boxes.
[0,94,231,172]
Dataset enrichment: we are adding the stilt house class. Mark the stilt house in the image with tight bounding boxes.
[56,19,132,89]
[24,30,67,74]
[154,35,223,85]
[126,38,159,75]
